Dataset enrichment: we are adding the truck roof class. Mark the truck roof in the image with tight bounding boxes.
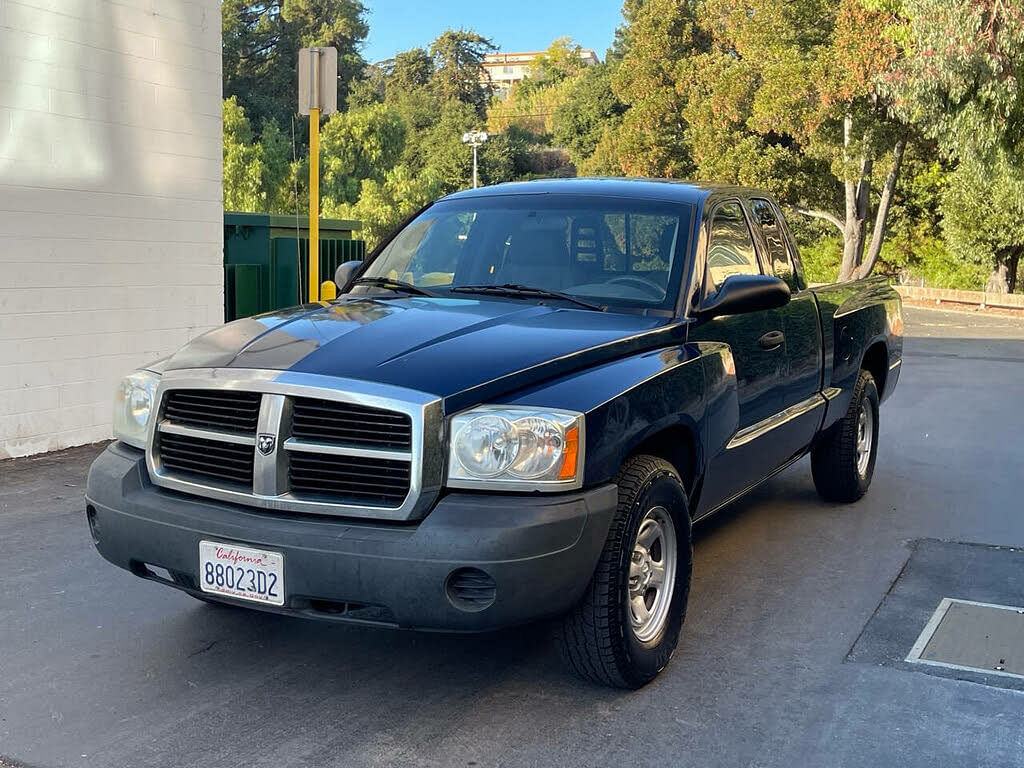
[442,177,769,206]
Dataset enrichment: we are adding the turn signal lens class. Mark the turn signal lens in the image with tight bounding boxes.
[557,425,580,480]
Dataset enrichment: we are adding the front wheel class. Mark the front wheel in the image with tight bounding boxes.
[811,369,880,502]
[558,455,692,688]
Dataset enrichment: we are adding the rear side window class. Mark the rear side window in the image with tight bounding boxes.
[596,213,678,275]
[705,202,759,292]
[751,199,800,291]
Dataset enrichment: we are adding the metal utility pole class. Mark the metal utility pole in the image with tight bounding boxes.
[298,46,338,302]
[461,131,488,188]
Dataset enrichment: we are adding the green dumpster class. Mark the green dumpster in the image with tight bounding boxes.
[223,212,366,321]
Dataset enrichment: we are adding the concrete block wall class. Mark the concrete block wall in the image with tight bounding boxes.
[0,0,223,458]
[895,285,1024,311]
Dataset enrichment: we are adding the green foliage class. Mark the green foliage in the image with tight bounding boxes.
[222,0,368,134]
[796,226,990,291]
[798,237,843,285]
[320,105,406,206]
[886,236,989,289]
[521,38,588,94]
[611,0,704,177]
[487,79,568,137]
[223,97,266,212]
[884,0,1024,164]
[259,120,296,213]
[221,4,1024,289]
[552,64,626,169]
[223,97,295,213]
[429,29,497,116]
[329,165,444,245]
[390,48,434,93]
[941,151,1024,272]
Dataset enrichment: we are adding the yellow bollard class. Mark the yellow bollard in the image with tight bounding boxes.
[320,280,337,301]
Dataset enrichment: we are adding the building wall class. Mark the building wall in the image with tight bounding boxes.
[0,0,223,458]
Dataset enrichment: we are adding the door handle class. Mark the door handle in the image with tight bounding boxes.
[758,330,785,350]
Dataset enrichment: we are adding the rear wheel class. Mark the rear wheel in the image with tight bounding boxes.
[811,369,880,502]
[558,455,692,688]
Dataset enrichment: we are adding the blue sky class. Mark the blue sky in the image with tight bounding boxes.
[360,0,625,63]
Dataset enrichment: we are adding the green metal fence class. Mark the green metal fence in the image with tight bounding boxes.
[224,212,366,322]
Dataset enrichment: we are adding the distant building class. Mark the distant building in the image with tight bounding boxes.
[483,49,600,99]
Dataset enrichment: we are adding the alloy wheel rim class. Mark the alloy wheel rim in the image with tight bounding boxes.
[856,401,874,477]
[627,505,677,643]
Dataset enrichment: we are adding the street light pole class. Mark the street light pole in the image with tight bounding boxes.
[461,130,488,189]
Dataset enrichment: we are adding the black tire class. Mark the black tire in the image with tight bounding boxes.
[811,369,880,502]
[558,455,693,689]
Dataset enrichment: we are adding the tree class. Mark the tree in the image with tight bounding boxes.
[332,165,443,246]
[942,151,1024,292]
[610,0,644,61]
[222,0,368,134]
[611,0,705,177]
[347,61,387,108]
[883,0,1024,289]
[223,97,266,212]
[671,0,911,280]
[884,0,1024,163]
[523,38,587,92]
[429,29,497,115]
[319,104,406,207]
[552,63,627,168]
[488,78,571,136]
[223,97,294,213]
[389,48,435,94]
[259,119,296,213]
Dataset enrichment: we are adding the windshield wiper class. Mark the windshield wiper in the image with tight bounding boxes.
[351,276,437,297]
[450,283,606,312]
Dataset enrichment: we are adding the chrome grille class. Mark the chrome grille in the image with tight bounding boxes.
[289,452,411,506]
[158,432,255,487]
[163,390,261,434]
[291,397,412,450]
[147,371,441,521]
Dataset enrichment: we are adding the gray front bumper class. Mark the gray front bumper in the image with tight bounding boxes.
[85,443,617,631]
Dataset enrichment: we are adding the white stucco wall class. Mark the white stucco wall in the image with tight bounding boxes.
[0,0,223,458]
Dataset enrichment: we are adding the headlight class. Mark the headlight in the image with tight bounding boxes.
[447,406,583,490]
[112,370,160,449]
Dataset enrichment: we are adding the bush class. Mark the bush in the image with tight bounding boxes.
[798,237,842,284]
[891,237,988,289]
[794,233,987,290]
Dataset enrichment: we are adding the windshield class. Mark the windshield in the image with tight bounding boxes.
[356,195,695,310]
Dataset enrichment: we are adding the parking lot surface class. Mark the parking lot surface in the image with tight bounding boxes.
[2,305,1023,768]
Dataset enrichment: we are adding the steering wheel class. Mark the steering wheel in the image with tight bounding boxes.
[606,275,666,298]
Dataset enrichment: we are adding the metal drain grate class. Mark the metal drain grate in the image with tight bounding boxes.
[906,598,1024,680]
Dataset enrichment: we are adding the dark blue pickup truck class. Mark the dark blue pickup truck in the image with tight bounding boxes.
[87,179,902,688]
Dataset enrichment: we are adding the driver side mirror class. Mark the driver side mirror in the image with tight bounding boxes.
[695,273,790,320]
[334,261,362,293]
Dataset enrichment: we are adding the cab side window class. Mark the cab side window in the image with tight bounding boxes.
[751,199,800,291]
[705,202,760,293]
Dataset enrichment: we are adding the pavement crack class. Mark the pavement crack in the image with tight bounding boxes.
[187,640,220,658]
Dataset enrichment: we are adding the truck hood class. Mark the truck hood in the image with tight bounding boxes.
[163,296,684,408]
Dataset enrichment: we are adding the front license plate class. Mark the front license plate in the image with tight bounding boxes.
[198,540,284,606]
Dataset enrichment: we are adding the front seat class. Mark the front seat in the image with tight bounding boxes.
[498,226,571,289]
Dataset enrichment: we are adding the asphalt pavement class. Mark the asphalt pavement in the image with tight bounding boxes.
[2,305,1023,768]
